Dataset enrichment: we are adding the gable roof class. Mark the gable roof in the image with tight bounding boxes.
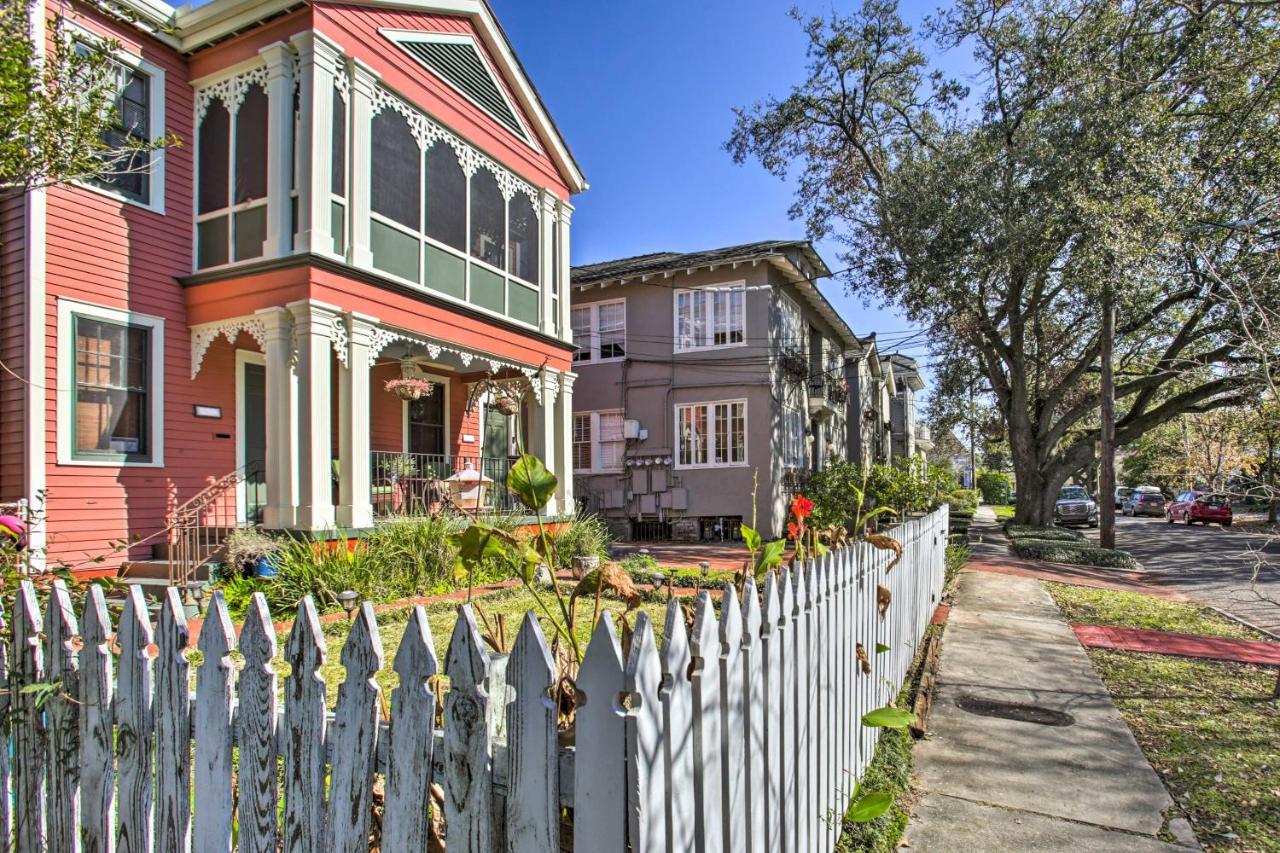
[882,352,925,391]
[130,0,586,192]
[572,239,869,351]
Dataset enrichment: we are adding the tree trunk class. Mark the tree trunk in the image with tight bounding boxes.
[1268,434,1277,524]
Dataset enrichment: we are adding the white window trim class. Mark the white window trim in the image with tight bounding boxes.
[572,299,626,364]
[673,282,746,353]
[66,28,166,215]
[780,292,805,351]
[674,398,748,470]
[56,298,165,468]
[573,409,625,473]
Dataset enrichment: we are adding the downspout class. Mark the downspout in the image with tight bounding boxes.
[23,0,48,571]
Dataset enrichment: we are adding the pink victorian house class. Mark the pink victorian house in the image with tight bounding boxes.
[1,0,585,579]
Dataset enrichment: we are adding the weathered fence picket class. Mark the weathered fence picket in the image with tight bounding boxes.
[0,506,947,853]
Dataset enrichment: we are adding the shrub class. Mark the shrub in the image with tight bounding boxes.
[976,470,1012,504]
[1005,524,1084,542]
[946,489,980,513]
[546,512,613,573]
[1011,538,1141,570]
[804,459,871,530]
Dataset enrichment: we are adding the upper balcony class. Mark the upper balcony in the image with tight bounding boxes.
[187,26,578,344]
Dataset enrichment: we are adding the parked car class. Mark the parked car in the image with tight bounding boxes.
[1166,491,1233,527]
[1054,486,1099,528]
[1114,486,1135,509]
[1121,489,1167,517]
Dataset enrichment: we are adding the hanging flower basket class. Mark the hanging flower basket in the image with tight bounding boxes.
[828,378,850,405]
[385,377,435,401]
[491,393,520,416]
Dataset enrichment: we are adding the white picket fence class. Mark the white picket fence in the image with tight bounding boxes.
[0,507,947,853]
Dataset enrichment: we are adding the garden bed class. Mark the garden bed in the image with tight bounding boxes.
[1010,537,1141,570]
[1045,583,1279,852]
[1004,524,1086,542]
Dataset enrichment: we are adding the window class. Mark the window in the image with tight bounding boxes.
[675,284,745,351]
[571,299,625,363]
[58,300,164,466]
[196,82,270,269]
[780,294,805,350]
[470,169,505,268]
[508,193,538,284]
[96,62,151,202]
[676,400,746,468]
[371,110,421,230]
[783,405,807,467]
[331,88,347,254]
[424,141,466,251]
[573,410,625,472]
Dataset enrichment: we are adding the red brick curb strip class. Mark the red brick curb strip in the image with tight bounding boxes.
[1072,623,1280,666]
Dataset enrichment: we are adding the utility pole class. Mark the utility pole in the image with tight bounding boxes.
[1099,284,1117,549]
[968,380,977,490]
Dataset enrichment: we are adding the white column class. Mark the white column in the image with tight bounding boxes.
[289,32,343,256]
[290,299,338,530]
[528,369,560,516]
[555,372,576,514]
[259,308,297,529]
[348,59,379,269]
[259,42,295,259]
[539,191,557,337]
[556,202,574,342]
[338,312,376,528]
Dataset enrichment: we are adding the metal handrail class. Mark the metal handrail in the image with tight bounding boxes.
[166,463,258,587]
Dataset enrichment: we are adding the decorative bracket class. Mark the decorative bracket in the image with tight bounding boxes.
[190,316,270,379]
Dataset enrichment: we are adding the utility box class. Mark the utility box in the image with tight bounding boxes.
[623,419,642,439]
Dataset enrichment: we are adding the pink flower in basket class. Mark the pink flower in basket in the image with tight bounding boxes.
[385,377,435,401]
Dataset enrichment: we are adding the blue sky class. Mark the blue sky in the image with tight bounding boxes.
[489,0,976,377]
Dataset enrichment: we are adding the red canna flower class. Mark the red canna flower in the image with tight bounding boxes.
[787,522,800,540]
[791,495,814,520]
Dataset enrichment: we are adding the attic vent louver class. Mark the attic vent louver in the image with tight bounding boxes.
[389,32,529,143]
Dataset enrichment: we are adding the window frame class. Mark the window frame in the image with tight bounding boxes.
[674,398,748,470]
[571,298,626,364]
[363,90,545,330]
[68,29,166,214]
[572,409,626,473]
[57,298,165,467]
[194,77,271,272]
[673,282,746,353]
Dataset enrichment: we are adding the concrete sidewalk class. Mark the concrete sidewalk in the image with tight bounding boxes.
[905,566,1197,849]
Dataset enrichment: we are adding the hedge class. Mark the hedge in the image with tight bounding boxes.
[1011,538,1141,570]
[1004,524,1085,542]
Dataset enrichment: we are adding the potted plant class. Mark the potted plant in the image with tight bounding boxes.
[491,392,520,416]
[385,377,435,401]
[779,349,810,384]
[223,528,284,578]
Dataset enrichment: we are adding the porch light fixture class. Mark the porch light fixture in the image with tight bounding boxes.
[339,590,360,621]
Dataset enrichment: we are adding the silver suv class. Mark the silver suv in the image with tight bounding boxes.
[1054,486,1099,528]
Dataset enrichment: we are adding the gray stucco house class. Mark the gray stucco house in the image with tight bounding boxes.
[882,353,929,460]
[568,240,879,541]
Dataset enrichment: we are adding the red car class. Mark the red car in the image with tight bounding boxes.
[1166,491,1233,527]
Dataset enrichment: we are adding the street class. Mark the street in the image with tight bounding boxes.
[1101,515,1280,635]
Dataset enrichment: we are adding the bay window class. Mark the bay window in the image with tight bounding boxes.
[196,83,269,268]
[573,410,624,472]
[675,283,745,351]
[571,299,625,363]
[676,400,746,468]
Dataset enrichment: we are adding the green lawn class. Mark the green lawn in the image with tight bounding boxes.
[990,504,1015,520]
[1045,582,1279,852]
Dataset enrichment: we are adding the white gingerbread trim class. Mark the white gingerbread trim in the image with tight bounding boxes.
[369,84,540,210]
[195,62,271,122]
[190,315,270,378]
[330,314,350,367]
[365,322,543,402]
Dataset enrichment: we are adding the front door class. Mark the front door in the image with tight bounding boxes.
[240,360,267,524]
[482,406,511,499]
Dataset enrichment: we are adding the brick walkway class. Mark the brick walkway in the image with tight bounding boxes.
[610,541,757,571]
[1073,623,1280,665]
[967,553,1192,601]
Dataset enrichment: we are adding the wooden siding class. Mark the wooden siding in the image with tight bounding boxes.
[313,4,571,199]
[0,194,26,504]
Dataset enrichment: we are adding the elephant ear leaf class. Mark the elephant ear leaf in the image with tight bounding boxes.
[508,453,558,511]
[740,524,762,553]
[754,539,787,577]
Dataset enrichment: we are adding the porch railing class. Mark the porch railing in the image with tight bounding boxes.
[166,463,259,587]
[371,451,520,516]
